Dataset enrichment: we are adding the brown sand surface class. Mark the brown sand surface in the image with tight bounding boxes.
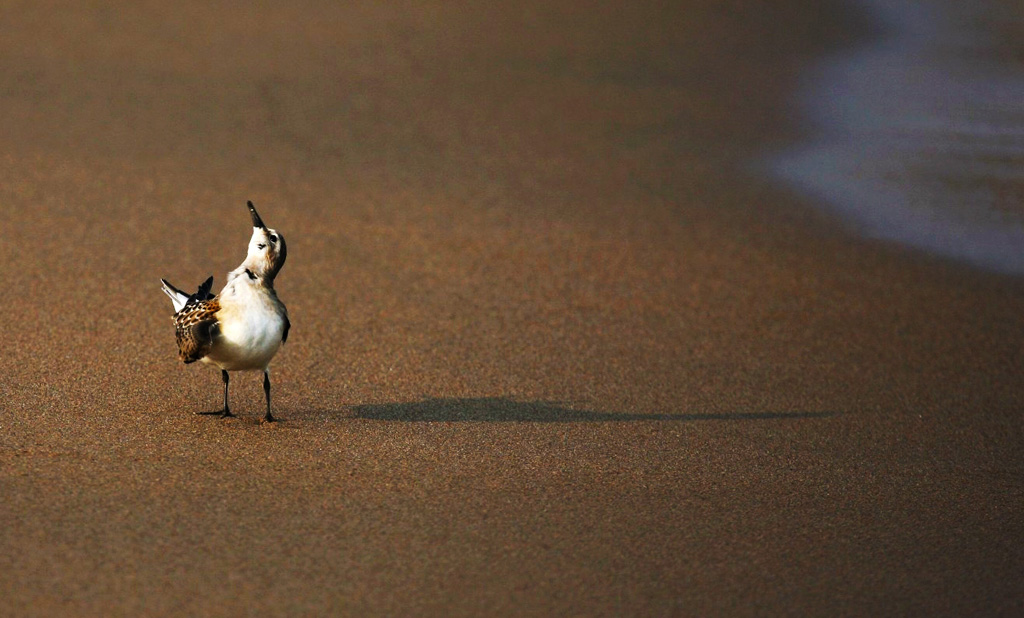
[1,1,1022,615]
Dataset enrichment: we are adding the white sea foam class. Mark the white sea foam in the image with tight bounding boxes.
[770,0,1024,274]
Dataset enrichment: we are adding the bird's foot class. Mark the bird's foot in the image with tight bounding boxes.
[262,413,276,423]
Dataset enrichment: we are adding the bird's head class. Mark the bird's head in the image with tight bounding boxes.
[243,201,287,282]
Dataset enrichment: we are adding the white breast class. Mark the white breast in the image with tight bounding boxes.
[206,280,286,371]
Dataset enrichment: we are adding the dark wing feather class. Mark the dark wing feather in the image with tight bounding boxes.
[161,278,187,298]
[189,276,215,305]
[282,314,290,344]
[173,299,221,363]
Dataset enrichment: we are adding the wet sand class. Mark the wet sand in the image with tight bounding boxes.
[1,1,1023,615]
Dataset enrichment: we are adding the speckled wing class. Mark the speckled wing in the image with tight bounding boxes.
[173,299,221,364]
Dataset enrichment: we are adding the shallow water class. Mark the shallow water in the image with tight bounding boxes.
[772,0,1024,274]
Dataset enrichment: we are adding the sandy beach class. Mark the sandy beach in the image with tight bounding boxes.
[1,1,1022,615]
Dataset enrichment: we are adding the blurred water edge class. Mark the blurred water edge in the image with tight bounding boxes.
[769,0,1024,274]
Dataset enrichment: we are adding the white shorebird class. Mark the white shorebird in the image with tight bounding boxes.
[160,201,290,422]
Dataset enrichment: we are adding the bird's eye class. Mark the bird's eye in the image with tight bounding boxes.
[269,235,278,243]
[257,243,266,250]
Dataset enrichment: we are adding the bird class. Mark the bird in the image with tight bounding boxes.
[160,201,290,422]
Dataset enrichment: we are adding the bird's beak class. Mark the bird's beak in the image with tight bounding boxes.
[248,200,268,230]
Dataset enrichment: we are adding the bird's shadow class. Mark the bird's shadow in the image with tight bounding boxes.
[346,397,835,423]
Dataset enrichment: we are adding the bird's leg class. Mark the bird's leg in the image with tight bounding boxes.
[221,370,234,417]
[263,369,275,423]
[198,370,234,417]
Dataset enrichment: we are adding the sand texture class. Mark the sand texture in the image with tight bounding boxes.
[1,1,1022,616]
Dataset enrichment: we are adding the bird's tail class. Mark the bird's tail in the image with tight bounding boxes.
[160,276,214,313]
